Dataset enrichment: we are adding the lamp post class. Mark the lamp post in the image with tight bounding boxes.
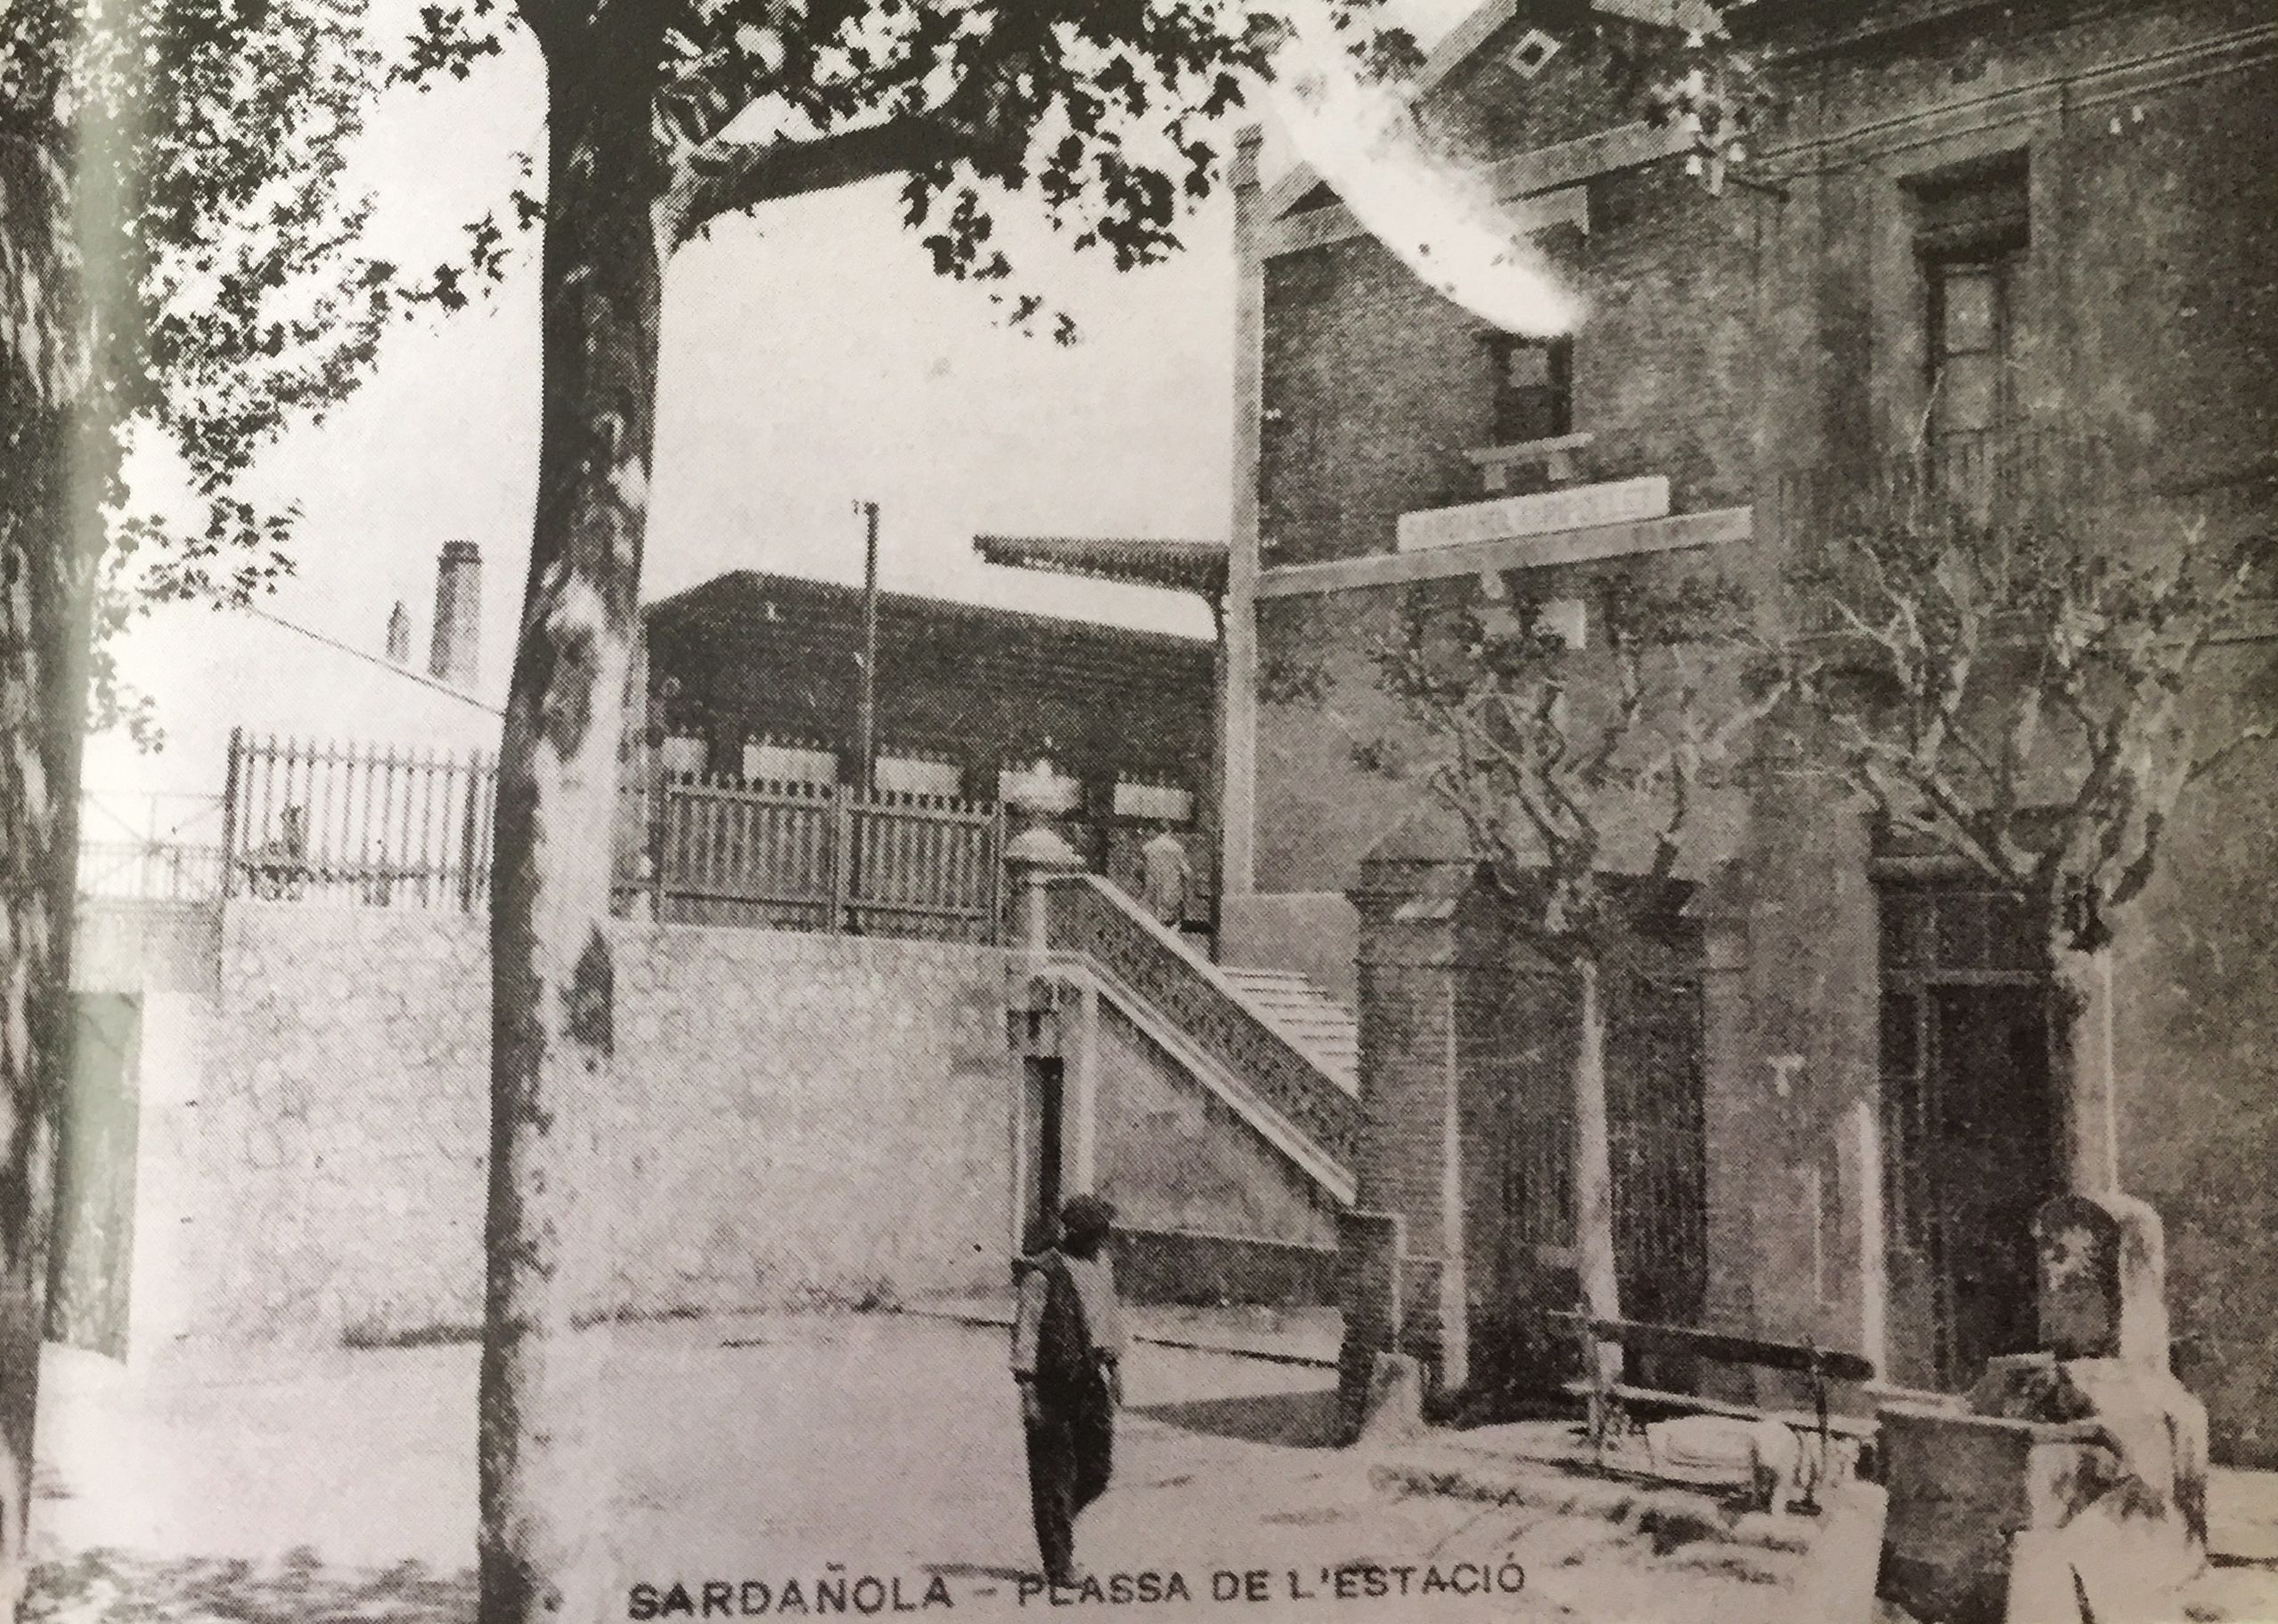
[854,499,880,796]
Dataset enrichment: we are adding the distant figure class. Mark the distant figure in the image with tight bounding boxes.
[1012,1195,1126,1587]
[1139,824,1191,930]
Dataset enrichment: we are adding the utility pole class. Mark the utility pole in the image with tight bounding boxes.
[855,498,881,796]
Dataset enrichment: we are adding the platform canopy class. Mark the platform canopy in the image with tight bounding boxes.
[974,533,1229,599]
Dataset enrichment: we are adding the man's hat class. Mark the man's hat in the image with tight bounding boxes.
[1059,1194,1116,1238]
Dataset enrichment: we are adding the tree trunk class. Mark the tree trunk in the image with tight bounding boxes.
[0,130,97,1624]
[2048,935,2119,1199]
[478,69,661,1624]
[1572,954,1622,1383]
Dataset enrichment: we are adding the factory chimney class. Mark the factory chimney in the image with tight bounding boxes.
[428,540,482,687]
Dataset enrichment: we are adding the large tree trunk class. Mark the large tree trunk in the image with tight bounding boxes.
[478,64,661,1624]
[1572,953,1622,1383]
[2048,935,2119,1198]
[0,130,97,1623]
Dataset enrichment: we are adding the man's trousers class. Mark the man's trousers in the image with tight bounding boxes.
[1025,1382,1115,1583]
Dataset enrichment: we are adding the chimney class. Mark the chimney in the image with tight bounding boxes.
[429,540,482,687]
[385,600,412,665]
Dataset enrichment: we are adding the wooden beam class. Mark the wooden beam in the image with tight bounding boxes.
[1260,179,1589,260]
[1253,506,1753,599]
[1486,119,1691,200]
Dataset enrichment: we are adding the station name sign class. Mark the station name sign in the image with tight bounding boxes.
[1395,476,1671,555]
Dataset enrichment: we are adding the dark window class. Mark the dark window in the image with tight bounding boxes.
[1485,332,1572,445]
[1913,161,2029,445]
[1926,255,2014,441]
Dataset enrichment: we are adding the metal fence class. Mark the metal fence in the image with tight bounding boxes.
[223,731,496,910]
[76,840,226,902]
[215,730,1004,943]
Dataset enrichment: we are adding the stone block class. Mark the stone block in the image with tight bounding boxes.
[1875,1402,2118,1624]
[1358,1351,1425,1444]
[2036,1192,2168,1371]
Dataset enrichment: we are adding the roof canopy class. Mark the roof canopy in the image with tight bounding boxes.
[974,533,1229,599]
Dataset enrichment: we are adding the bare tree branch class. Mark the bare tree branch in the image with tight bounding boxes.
[1790,475,2273,951]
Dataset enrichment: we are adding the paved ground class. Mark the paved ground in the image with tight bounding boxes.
[29,1314,2278,1624]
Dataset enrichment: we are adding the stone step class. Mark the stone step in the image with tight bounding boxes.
[1218,966,1360,1091]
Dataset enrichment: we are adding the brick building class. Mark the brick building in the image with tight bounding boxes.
[641,570,1218,913]
[1211,2,2278,1457]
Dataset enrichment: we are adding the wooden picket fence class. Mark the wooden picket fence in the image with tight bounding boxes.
[639,772,1004,943]
[220,730,1005,943]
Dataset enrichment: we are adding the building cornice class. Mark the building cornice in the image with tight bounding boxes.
[1254,505,1752,600]
[1760,16,2278,174]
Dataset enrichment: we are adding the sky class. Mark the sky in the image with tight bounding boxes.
[85,0,1485,820]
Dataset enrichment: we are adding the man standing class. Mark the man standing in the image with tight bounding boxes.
[1139,824,1191,932]
[1012,1195,1127,1586]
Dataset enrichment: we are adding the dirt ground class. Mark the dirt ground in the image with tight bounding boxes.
[29,1314,2278,1624]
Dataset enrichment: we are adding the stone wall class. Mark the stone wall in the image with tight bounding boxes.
[92,901,1017,1354]
[1093,1000,1338,1249]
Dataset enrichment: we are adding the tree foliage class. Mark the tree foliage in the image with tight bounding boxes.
[392,0,1417,338]
[4,0,394,739]
[4,5,394,1609]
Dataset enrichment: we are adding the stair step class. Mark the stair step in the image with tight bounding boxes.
[1215,964,1360,1095]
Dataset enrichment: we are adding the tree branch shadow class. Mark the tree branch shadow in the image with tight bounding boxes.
[30,1546,477,1624]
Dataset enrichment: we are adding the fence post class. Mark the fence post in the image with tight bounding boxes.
[646,748,669,921]
[829,788,854,936]
[988,802,1008,945]
[218,727,243,899]
[458,750,484,912]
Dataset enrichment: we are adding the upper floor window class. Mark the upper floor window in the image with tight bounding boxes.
[1926,255,2013,439]
[1913,160,2029,445]
[1486,332,1573,446]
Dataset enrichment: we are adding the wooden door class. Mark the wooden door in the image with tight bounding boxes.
[1022,1057,1065,1252]
[1880,883,2057,1391]
[1608,967,1709,1331]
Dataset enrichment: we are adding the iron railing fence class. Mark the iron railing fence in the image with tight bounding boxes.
[216,730,1005,943]
[75,840,226,902]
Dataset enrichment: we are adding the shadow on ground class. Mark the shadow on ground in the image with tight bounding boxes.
[29,1546,475,1624]
[1131,1388,1342,1449]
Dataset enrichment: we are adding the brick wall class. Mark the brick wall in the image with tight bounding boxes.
[106,902,1017,1353]
[1335,1208,1404,1435]
[646,571,1216,829]
[1272,0,2278,1462]
[1349,870,1466,1387]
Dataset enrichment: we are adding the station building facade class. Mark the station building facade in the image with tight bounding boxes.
[1210,0,2278,1457]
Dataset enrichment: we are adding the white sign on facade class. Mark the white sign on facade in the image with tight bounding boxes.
[744,740,838,785]
[1396,476,1671,555]
[875,755,963,797]
[1113,780,1194,822]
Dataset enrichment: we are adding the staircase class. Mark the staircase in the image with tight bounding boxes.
[1217,967,1359,1095]
[1041,874,1362,1204]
